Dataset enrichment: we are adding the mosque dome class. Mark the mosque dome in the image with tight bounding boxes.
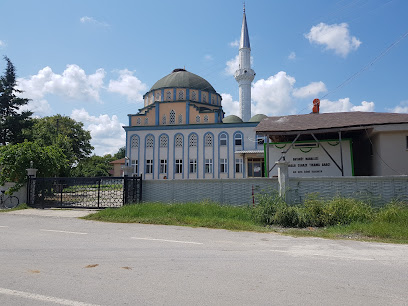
[249,114,267,122]
[223,115,243,123]
[150,68,217,93]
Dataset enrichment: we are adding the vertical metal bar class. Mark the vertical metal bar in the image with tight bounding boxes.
[339,131,344,176]
[139,174,143,203]
[123,176,127,205]
[97,179,101,208]
[60,179,63,208]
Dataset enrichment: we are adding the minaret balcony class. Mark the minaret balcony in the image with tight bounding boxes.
[234,68,255,82]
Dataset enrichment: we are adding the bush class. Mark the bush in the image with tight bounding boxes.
[252,190,286,225]
[321,197,374,226]
[252,191,375,228]
[376,201,408,225]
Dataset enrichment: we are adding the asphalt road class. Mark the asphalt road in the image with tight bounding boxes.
[0,210,407,305]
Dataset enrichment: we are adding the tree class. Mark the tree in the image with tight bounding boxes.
[0,56,33,145]
[24,115,94,171]
[113,146,126,160]
[0,141,67,193]
[71,155,114,177]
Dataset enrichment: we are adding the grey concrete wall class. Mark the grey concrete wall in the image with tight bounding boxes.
[142,176,408,206]
[143,178,278,206]
[0,182,27,206]
[287,176,408,206]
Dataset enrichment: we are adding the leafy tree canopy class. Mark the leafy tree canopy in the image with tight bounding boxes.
[113,146,126,160]
[0,141,67,193]
[0,56,33,145]
[71,155,114,177]
[24,115,94,168]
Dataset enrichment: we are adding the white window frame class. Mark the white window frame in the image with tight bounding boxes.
[175,159,183,174]
[205,159,213,173]
[160,159,167,174]
[234,133,242,146]
[189,159,197,173]
[235,158,243,173]
[131,160,138,174]
[220,133,227,146]
[220,158,228,173]
[145,160,153,174]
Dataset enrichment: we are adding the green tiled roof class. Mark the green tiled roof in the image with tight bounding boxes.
[150,69,216,93]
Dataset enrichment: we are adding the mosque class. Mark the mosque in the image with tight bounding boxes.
[123,8,267,179]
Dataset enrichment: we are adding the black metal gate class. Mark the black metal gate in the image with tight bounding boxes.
[27,176,142,209]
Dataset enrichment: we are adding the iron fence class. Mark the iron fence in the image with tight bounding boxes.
[27,176,142,209]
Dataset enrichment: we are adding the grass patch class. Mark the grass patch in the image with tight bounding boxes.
[83,201,268,232]
[83,198,408,244]
[0,203,30,212]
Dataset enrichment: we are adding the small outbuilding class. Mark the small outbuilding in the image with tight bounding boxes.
[255,112,408,177]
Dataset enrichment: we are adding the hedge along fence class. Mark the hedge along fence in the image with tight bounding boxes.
[142,176,408,206]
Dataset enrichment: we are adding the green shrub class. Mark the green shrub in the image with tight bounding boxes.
[321,197,373,226]
[252,190,286,225]
[303,195,326,227]
[376,201,408,225]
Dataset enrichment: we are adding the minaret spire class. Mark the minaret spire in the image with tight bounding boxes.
[234,4,255,122]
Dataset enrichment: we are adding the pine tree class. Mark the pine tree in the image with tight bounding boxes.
[0,56,33,145]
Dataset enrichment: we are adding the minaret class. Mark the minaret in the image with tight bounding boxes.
[234,4,255,122]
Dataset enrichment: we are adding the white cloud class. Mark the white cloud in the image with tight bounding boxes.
[220,93,239,117]
[19,99,52,117]
[0,40,5,48]
[71,108,126,156]
[108,69,148,103]
[80,16,110,27]
[293,81,327,99]
[224,55,254,76]
[288,52,296,60]
[17,65,106,101]
[229,40,239,47]
[320,98,374,113]
[251,71,297,116]
[225,55,239,75]
[388,101,408,113]
[305,22,361,57]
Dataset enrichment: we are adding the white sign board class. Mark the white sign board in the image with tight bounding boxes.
[267,140,353,177]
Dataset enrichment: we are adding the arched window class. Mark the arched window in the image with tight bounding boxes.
[131,136,139,148]
[136,118,141,125]
[191,91,196,101]
[220,133,227,146]
[211,96,215,104]
[189,134,197,147]
[205,134,213,147]
[178,114,183,124]
[170,110,176,125]
[162,114,167,125]
[144,117,148,125]
[196,115,200,123]
[160,135,168,147]
[175,134,183,147]
[166,90,172,100]
[204,115,209,123]
[234,133,242,146]
[146,135,154,148]
[155,92,160,101]
[202,94,207,103]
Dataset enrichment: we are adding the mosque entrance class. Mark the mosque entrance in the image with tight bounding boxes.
[247,158,265,177]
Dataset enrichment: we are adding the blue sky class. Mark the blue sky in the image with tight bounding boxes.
[1,0,407,155]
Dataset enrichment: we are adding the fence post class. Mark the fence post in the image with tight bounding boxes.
[26,164,38,207]
[275,153,290,201]
[97,178,101,208]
